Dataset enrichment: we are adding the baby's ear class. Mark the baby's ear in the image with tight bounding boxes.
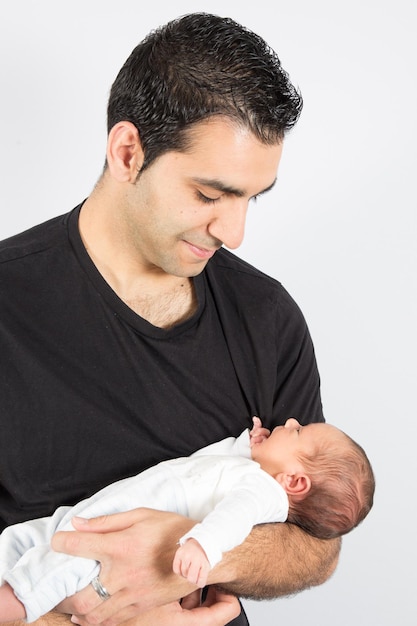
[276,472,311,497]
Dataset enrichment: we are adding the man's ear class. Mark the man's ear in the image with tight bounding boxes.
[106,121,145,183]
[276,472,311,498]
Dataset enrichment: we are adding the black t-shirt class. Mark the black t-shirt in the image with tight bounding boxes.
[0,204,323,530]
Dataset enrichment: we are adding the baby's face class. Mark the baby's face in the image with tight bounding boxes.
[251,418,346,474]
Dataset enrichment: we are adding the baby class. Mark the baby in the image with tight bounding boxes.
[0,417,374,622]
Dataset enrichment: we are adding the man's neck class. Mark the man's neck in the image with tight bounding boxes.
[123,278,197,328]
[78,195,198,329]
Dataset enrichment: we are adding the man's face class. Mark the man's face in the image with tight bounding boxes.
[123,117,283,278]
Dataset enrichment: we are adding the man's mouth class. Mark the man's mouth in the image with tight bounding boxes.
[184,241,219,259]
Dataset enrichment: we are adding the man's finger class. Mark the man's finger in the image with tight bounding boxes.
[51,528,111,557]
[51,508,155,555]
[71,508,156,532]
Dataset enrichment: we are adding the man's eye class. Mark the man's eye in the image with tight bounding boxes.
[197,191,221,204]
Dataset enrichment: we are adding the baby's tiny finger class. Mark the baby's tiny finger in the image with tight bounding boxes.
[252,416,261,427]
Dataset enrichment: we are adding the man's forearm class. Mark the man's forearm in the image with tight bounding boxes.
[208,522,341,599]
[4,610,71,626]
[46,509,340,624]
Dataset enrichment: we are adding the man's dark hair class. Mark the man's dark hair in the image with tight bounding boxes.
[107,12,303,171]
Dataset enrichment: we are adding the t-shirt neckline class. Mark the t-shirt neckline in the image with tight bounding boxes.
[67,203,206,338]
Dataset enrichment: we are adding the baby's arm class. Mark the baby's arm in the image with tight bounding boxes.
[172,538,210,588]
[173,459,288,595]
[0,582,26,621]
[249,416,270,446]
[173,420,275,589]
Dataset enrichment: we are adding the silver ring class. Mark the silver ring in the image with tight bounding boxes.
[91,575,111,600]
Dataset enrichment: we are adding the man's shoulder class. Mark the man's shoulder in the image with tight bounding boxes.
[207,247,299,311]
[211,247,276,279]
[0,211,72,266]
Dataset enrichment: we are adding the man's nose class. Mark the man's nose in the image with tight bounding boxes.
[208,200,247,250]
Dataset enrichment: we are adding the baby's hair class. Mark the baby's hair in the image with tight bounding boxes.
[288,432,375,539]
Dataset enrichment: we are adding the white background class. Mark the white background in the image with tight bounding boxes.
[1,1,416,624]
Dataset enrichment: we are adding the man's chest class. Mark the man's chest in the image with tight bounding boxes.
[0,303,255,525]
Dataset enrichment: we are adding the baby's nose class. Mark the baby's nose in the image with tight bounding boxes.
[284,417,301,430]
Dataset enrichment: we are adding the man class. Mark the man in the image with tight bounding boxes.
[1,12,340,626]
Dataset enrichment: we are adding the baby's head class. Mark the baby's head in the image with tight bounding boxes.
[289,424,375,539]
[251,419,375,539]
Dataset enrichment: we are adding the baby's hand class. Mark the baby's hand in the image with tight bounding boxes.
[173,538,211,588]
[250,416,271,446]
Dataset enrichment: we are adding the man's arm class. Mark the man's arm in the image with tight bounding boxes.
[3,611,71,626]
[50,507,340,625]
[211,520,341,599]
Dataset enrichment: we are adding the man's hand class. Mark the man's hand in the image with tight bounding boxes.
[51,508,237,626]
[3,588,241,626]
[113,587,240,626]
[50,493,340,625]
[173,538,211,588]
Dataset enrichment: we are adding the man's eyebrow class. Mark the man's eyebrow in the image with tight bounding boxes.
[255,179,277,197]
[192,177,277,198]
